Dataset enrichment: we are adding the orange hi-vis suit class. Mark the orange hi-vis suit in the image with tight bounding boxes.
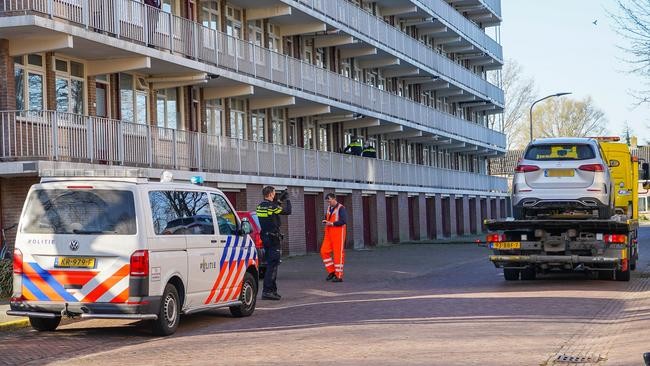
[321,203,347,279]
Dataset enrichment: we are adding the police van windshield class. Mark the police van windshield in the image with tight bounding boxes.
[22,189,137,235]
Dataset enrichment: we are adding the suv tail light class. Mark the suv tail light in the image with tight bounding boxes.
[604,234,626,244]
[515,165,540,173]
[13,249,23,275]
[578,164,605,172]
[130,250,149,277]
[487,233,506,242]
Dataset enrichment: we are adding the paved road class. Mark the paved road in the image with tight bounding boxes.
[2,228,650,366]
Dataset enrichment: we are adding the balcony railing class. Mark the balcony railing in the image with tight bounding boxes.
[289,0,504,103]
[0,111,508,193]
[0,0,505,148]
[481,0,502,18]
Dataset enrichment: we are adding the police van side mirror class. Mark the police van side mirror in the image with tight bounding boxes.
[240,219,253,235]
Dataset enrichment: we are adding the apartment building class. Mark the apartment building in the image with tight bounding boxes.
[0,0,507,254]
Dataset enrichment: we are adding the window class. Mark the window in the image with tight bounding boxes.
[205,98,223,135]
[229,98,246,139]
[149,191,213,235]
[226,5,243,39]
[22,189,136,235]
[211,193,238,235]
[54,58,85,114]
[303,120,316,150]
[268,24,281,53]
[95,74,110,118]
[524,144,596,161]
[318,125,328,151]
[201,0,220,30]
[287,120,297,146]
[119,73,149,124]
[251,110,266,142]
[14,54,45,111]
[271,108,285,144]
[156,88,179,130]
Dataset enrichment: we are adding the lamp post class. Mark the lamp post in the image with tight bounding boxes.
[529,92,572,141]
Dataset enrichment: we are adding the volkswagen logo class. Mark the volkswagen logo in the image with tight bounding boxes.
[69,240,79,251]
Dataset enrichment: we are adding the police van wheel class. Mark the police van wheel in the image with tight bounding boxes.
[151,284,180,336]
[29,316,61,332]
[230,272,257,317]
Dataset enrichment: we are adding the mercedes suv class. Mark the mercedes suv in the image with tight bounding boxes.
[512,137,614,219]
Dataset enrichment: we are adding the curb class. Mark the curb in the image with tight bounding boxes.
[0,318,29,331]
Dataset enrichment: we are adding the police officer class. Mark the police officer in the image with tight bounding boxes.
[256,186,291,300]
[343,137,363,156]
[361,144,377,158]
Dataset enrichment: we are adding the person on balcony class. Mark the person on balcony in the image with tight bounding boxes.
[361,144,377,158]
[343,137,363,156]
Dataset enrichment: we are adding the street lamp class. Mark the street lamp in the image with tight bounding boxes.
[529,92,572,141]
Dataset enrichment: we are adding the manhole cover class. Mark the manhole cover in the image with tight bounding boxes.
[554,353,605,364]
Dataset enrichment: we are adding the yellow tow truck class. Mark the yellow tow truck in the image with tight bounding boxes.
[485,137,650,281]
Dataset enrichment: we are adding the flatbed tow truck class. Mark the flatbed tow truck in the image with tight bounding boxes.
[485,137,649,281]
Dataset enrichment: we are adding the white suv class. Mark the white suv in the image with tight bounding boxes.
[512,138,613,219]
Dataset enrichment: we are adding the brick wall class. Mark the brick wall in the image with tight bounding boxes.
[374,191,387,245]
[284,186,306,256]
[449,195,457,238]
[398,192,409,242]
[350,189,364,249]
[434,194,443,239]
[462,196,471,235]
[0,39,15,110]
[87,76,96,116]
[0,177,39,251]
[418,193,427,240]
[45,52,55,110]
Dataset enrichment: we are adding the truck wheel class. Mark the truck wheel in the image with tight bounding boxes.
[520,268,536,280]
[151,283,180,336]
[616,268,631,282]
[29,317,61,332]
[598,270,614,281]
[230,272,257,317]
[503,268,520,281]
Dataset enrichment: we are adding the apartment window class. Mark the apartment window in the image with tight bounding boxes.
[226,6,243,39]
[251,110,266,142]
[119,73,148,124]
[156,88,179,130]
[318,125,328,151]
[229,98,246,140]
[201,1,220,31]
[14,54,45,111]
[271,108,286,144]
[287,119,297,146]
[161,0,174,14]
[423,147,430,166]
[268,24,281,53]
[249,20,263,46]
[303,38,313,63]
[380,140,388,160]
[54,58,85,114]
[303,120,316,150]
[95,74,110,118]
[205,98,223,135]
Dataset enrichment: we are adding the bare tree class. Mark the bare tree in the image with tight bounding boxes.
[531,97,607,138]
[488,60,536,149]
[612,0,650,104]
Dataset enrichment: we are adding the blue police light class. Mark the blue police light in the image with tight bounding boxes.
[190,176,204,185]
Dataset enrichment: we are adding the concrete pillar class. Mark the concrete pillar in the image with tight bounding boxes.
[0,39,15,110]
[351,189,364,249]
[434,194,443,239]
[418,193,427,240]
[375,191,388,245]
[398,192,409,243]
[474,198,482,234]
[449,195,457,238]
[462,196,470,236]
[245,184,263,212]
[283,186,306,256]
[495,197,502,220]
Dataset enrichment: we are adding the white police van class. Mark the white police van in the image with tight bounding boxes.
[7,170,258,336]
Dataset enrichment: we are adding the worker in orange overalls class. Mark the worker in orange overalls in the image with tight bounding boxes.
[321,193,347,282]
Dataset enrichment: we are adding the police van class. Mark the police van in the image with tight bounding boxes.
[7,170,259,336]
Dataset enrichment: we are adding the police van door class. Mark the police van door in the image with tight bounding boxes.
[181,190,222,309]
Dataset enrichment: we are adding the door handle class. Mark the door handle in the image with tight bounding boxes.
[211,239,218,244]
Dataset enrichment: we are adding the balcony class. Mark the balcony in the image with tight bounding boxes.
[0,0,506,149]
[286,0,504,104]
[0,111,508,193]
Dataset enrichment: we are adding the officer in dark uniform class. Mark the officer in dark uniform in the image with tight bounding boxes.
[256,186,291,300]
[361,144,377,158]
[343,137,363,156]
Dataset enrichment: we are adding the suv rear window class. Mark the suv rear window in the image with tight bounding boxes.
[524,144,596,161]
[22,189,137,234]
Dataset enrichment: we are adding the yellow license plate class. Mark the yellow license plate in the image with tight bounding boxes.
[491,241,521,250]
[55,257,96,269]
[546,169,574,177]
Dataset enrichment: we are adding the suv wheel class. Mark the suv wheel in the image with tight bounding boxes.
[230,272,257,317]
[151,283,180,336]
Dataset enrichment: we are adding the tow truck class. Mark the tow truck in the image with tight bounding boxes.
[485,137,650,281]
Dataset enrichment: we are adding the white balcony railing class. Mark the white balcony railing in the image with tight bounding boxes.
[0,0,506,148]
[288,0,504,103]
[0,111,508,193]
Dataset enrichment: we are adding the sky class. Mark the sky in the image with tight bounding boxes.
[497,0,650,143]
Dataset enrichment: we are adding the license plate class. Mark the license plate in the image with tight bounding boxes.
[55,257,96,269]
[545,169,574,177]
[490,241,521,250]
